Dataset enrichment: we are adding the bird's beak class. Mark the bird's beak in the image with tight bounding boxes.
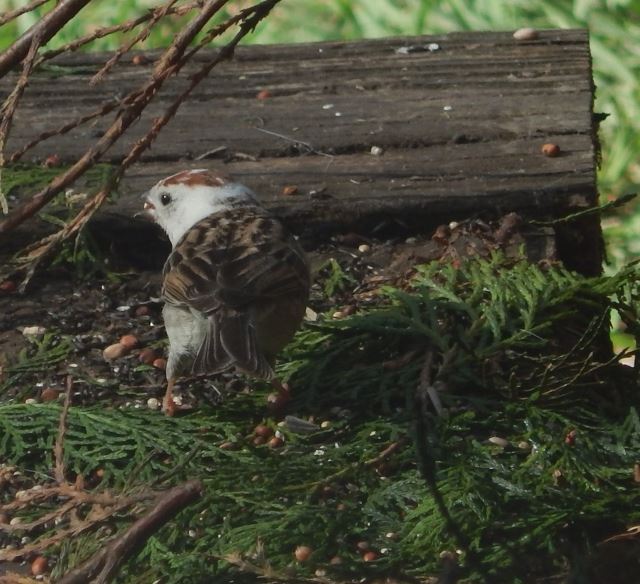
[134,194,156,221]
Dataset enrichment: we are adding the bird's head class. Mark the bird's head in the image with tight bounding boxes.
[141,169,258,246]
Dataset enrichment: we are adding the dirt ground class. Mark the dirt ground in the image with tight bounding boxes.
[0,214,537,411]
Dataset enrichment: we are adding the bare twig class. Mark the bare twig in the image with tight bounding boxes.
[57,480,203,584]
[0,0,92,78]
[54,375,73,485]
[4,0,283,289]
[90,0,179,85]
[0,30,43,214]
[0,492,153,562]
[37,1,204,63]
[8,98,121,164]
[0,0,51,27]
[0,0,232,237]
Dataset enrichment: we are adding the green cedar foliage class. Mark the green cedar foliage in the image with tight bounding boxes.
[1,254,640,583]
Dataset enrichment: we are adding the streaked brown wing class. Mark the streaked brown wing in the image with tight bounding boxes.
[161,207,309,377]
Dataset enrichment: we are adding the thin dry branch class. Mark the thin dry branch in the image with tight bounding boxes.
[57,479,203,584]
[37,0,204,63]
[54,375,73,484]
[2,0,283,292]
[90,0,179,85]
[0,0,51,27]
[0,31,43,214]
[7,98,121,164]
[119,0,282,170]
[0,0,232,238]
[0,0,92,78]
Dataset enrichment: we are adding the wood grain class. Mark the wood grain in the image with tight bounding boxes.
[1,29,597,260]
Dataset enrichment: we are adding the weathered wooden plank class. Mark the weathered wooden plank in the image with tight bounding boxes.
[1,29,597,265]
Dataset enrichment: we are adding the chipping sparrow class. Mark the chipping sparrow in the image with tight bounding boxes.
[141,169,310,414]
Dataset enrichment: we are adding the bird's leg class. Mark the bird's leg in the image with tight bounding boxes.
[163,377,177,416]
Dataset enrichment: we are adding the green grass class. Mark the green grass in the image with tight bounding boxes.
[1,0,639,265]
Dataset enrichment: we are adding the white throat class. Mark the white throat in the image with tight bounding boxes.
[157,183,257,247]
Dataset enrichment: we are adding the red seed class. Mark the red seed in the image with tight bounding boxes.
[134,305,150,317]
[31,556,48,575]
[294,545,312,562]
[42,154,60,167]
[40,388,58,402]
[0,280,16,293]
[138,347,156,365]
[132,54,148,65]
[152,357,166,370]
[541,143,560,157]
[256,89,271,100]
[254,424,273,438]
[362,551,378,562]
[119,334,139,350]
[282,185,298,197]
[266,391,290,412]
[267,436,284,449]
[565,429,577,446]
[253,435,266,446]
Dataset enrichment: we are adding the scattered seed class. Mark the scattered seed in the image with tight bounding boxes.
[362,551,378,562]
[152,357,167,370]
[138,347,156,365]
[448,221,459,230]
[131,54,149,65]
[268,436,284,448]
[253,435,266,446]
[281,185,298,196]
[119,334,139,350]
[254,424,273,438]
[432,224,451,244]
[565,429,577,446]
[358,243,371,253]
[146,397,160,410]
[322,103,334,109]
[42,154,60,168]
[24,398,37,405]
[256,89,271,100]
[103,343,127,361]
[9,517,22,526]
[541,143,560,157]
[329,555,342,565]
[0,280,16,293]
[22,325,46,337]
[356,540,370,551]
[294,545,313,562]
[513,27,538,41]
[40,388,58,402]
[488,436,509,447]
[370,146,384,156]
[517,441,531,451]
[405,237,417,244]
[134,305,150,317]
[320,421,331,429]
[31,556,48,576]
[219,441,237,450]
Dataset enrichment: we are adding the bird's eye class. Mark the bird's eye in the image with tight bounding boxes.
[160,193,172,206]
